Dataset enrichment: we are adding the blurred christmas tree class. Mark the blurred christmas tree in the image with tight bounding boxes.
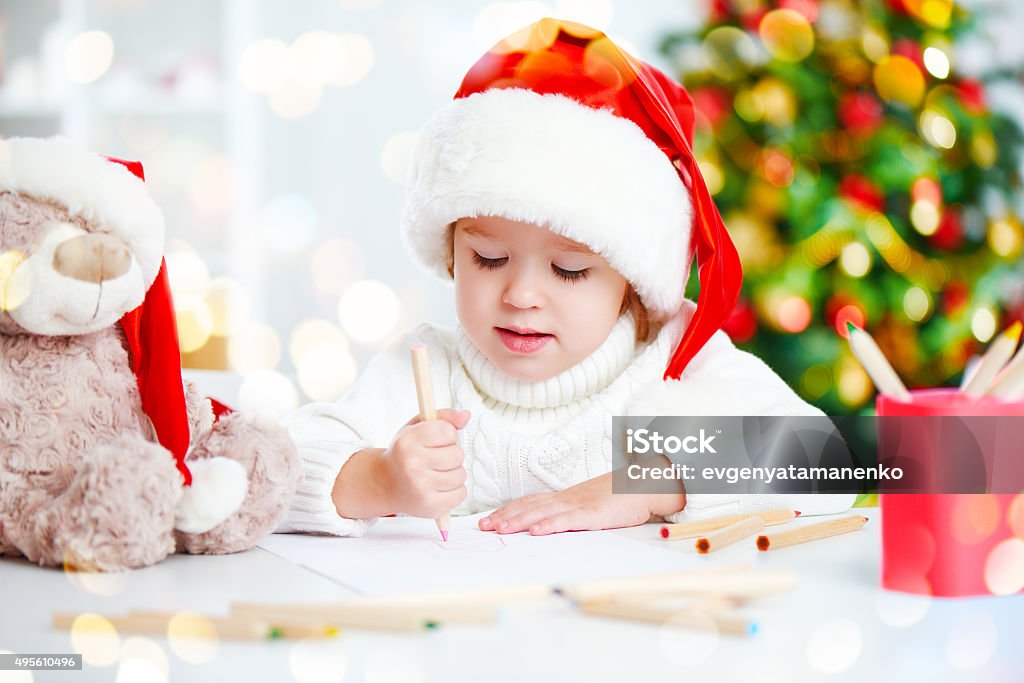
[663,0,1024,413]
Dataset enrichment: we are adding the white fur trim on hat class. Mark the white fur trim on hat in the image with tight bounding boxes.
[0,136,164,288]
[401,88,692,320]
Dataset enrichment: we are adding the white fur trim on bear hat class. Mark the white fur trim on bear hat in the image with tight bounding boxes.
[401,88,692,320]
[0,136,165,288]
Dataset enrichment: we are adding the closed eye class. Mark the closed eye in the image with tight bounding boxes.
[552,265,590,283]
[472,252,507,269]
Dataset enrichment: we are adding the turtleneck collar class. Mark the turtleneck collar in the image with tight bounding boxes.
[456,314,639,410]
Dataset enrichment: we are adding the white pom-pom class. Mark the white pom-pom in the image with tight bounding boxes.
[174,457,248,534]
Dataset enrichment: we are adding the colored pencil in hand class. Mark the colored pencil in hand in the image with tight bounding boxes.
[411,344,450,541]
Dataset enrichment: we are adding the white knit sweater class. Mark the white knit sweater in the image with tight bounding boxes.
[278,303,854,536]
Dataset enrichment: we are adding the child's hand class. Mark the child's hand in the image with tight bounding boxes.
[478,464,685,535]
[380,409,470,518]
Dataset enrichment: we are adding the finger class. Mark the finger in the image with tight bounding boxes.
[527,509,593,536]
[495,501,572,534]
[436,408,471,430]
[411,420,459,448]
[483,497,557,532]
[431,466,467,493]
[425,445,464,471]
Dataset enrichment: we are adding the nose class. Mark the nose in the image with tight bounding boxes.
[52,233,131,284]
[502,262,545,310]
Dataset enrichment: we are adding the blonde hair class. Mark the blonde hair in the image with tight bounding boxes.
[446,225,650,343]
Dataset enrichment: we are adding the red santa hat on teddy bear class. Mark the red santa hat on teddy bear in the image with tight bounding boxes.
[401,18,743,378]
[0,137,192,484]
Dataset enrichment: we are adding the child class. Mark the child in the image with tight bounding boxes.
[278,19,854,537]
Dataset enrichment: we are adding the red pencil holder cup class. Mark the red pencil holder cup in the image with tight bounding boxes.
[877,388,1024,597]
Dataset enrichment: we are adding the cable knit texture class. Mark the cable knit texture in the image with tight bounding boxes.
[279,302,853,537]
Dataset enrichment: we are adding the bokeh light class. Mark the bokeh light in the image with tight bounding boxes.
[205,277,251,337]
[290,318,349,366]
[1009,493,1024,538]
[970,308,997,343]
[327,33,375,86]
[945,611,997,669]
[289,641,348,683]
[164,243,211,312]
[873,56,925,107]
[167,612,219,664]
[919,110,957,149]
[380,132,419,185]
[176,302,214,353]
[238,370,299,418]
[228,322,281,374]
[64,567,126,597]
[910,200,941,236]
[291,31,346,88]
[984,538,1024,595]
[987,218,1023,259]
[70,613,120,666]
[337,279,402,347]
[297,342,358,401]
[759,9,814,63]
[116,637,168,683]
[268,81,323,119]
[237,38,291,94]
[66,31,115,84]
[805,618,862,673]
[837,358,873,406]
[903,286,931,322]
[703,26,759,81]
[950,495,1000,545]
[874,591,931,627]
[922,46,950,79]
[311,239,366,296]
[473,2,552,51]
[777,295,812,333]
[261,194,319,253]
[839,242,871,277]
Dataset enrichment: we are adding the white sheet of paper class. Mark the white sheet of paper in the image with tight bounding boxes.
[258,513,709,596]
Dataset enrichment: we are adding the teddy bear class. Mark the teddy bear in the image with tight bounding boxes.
[0,136,299,571]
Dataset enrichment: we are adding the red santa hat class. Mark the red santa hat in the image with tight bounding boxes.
[0,137,192,484]
[401,19,743,378]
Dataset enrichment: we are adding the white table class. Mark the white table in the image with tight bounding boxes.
[2,508,1022,683]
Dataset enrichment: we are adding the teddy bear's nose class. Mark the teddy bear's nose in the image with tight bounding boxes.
[52,233,132,284]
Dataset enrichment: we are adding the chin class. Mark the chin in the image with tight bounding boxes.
[491,353,563,383]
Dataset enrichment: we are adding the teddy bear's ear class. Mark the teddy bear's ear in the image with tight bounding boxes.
[0,136,165,289]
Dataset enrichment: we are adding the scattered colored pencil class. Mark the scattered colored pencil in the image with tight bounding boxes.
[52,611,338,640]
[695,516,765,554]
[756,515,868,551]
[660,508,799,541]
[410,344,450,541]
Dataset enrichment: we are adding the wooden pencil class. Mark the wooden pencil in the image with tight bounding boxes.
[231,600,495,630]
[661,508,798,541]
[558,566,797,602]
[126,610,338,639]
[756,515,868,551]
[986,338,1024,398]
[577,600,757,636]
[695,516,765,554]
[52,612,337,640]
[410,344,450,541]
[963,322,1022,397]
[846,322,911,400]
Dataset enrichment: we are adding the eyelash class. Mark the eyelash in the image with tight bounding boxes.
[470,252,590,284]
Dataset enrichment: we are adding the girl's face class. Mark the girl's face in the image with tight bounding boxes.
[453,215,628,382]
